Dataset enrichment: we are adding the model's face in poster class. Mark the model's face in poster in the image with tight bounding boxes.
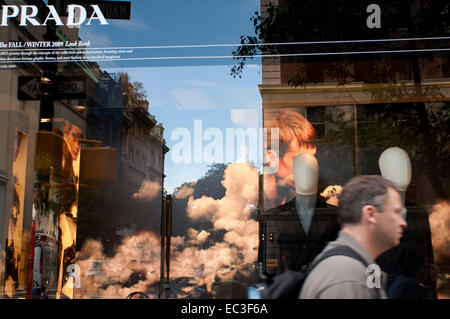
[263,110,316,209]
[264,141,300,208]
[65,124,81,162]
[276,139,315,185]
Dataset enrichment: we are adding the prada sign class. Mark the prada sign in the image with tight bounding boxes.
[0,1,131,27]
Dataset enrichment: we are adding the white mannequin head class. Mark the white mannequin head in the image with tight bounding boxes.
[378,147,412,192]
[292,153,319,195]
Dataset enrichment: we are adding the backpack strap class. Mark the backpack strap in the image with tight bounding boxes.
[308,246,369,272]
[305,245,381,298]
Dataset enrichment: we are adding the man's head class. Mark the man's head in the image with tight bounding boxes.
[265,110,316,184]
[338,175,407,253]
[64,123,81,161]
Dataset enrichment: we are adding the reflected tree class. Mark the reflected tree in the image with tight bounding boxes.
[232,0,450,200]
[118,72,148,106]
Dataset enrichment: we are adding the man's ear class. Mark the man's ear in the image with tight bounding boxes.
[362,205,378,225]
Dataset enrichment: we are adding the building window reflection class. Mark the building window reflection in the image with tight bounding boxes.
[0,0,447,300]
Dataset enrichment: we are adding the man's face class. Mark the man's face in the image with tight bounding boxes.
[375,187,408,249]
[264,137,316,207]
[275,139,309,186]
[66,126,81,161]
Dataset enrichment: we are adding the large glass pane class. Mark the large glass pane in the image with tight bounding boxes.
[0,0,448,301]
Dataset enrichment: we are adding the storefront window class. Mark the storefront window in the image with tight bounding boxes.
[0,0,448,300]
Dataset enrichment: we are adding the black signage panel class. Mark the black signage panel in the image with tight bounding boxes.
[18,76,86,101]
[49,0,131,20]
[18,76,43,101]
[56,76,86,99]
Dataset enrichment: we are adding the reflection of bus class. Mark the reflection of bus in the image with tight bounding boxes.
[32,234,59,298]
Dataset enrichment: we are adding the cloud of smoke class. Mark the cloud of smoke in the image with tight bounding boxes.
[74,162,259,298]
[175,183,196,199]
[187,228,211,245]
[132,180,161,201]
[75,232,161,299]
[172,162,259,290]
[429,200,450,265]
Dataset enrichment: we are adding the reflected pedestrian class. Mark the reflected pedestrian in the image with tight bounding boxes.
[300,175,407,299]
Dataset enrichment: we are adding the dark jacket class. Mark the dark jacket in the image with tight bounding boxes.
[261,198,340,275]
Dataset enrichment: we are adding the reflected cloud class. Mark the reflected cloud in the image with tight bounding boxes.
[173,162,259,290]
[171,88,215,110]
[231,109,259,128]
[75,232,161,299]
[75,162,258,298]
[187,228,211,245]
[79,29,114,47]
[112,18,154,33]
[175,183,196,199]
[133,180,162,201]
[429,200,450,265]
[179,80,219,88]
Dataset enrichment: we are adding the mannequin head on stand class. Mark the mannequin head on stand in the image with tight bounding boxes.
[379,147,412,215]
[292,152,319,234]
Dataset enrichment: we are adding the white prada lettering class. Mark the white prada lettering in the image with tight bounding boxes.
[1,5,109,27]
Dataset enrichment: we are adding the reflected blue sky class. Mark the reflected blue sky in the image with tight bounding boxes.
[78,0,262,192]
[81,0,259,47]
[115,65,262,193]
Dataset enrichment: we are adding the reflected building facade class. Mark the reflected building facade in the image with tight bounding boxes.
[258,0,449,298]
[0,0,167,299]
[0,0,447,300]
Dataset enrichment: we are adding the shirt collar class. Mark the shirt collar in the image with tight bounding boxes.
[335,231,389,295]
[335,230,377,265]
